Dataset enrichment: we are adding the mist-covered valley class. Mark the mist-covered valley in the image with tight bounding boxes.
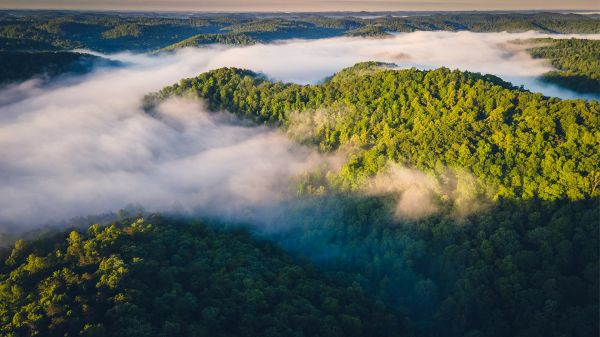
[0,30,598,227]
[0,11,598,337]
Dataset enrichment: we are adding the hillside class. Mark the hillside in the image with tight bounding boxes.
[148,63,600,202]
[1,11,599,53]
[157,33,258,52]
[0,51,119,85]
[139,63,600,337]
[527,38,600,94]
[0,216,402,337]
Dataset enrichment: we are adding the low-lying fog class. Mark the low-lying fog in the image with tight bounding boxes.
[0,30,598,229]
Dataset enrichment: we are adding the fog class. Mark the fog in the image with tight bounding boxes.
[179,30,599,99]
[367,165,489,220]
[0,30,598,229]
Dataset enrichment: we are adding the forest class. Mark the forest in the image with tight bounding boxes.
[527,38,600,93]
[158,33,258,52]
[145,63,599,336]
[147,63,599,202]
[0,50,117,84]
[1,11,599,91]
[1,62,596,337]
[0,216,402,337]
[0,11,599,53]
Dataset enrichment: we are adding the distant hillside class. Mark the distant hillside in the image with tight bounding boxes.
[157,33,258,53]
[0,11,598,53]
[527,38,600,94]
[0,51,118,85]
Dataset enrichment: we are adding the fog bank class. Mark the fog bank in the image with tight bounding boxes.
[0,64,330,227]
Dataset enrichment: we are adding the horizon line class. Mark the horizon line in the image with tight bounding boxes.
[1,8,599,13]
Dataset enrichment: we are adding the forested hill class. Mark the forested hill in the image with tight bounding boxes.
[157,33,258,53]
[147,62,600,202]
[0,51,117,85]
[0,216,403,337]
[527,38,600,94]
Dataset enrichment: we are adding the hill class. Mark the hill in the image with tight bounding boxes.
[0,51,119,85]
[157,33,258,53]
[0,216,402,337]
[1,11,599,53]
[141,63,599,336]
[148,62,600,202]
[527,38,600,94]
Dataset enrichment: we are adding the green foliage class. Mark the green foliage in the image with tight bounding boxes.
[345,26,391,37]
[1,11,598,53]
[527,38,600,94]
[158,33,258,52]
[149,63,600,201]
[101,23,143,39]
[266,196,599,337]
[0,217,402,337]
[146,63,599,337]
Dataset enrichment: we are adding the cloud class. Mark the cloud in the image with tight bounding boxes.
[0,30,597,229]
[0,66,330,227]
[367,165,441,219]
[367,164,490,220]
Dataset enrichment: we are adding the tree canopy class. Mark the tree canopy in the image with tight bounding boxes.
[148,63,600,202]
[0,216,402,337]
[527,38,600,94]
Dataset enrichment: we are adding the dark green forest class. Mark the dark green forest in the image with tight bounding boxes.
[158,33,258,52]
[2,63,596,337]
[0,50,117,84]
[0,216,402,337]
[527,38,600,94]
[1,11,599,53]
[1,11,599,91]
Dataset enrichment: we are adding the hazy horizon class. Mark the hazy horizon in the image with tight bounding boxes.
[1,0,599,12]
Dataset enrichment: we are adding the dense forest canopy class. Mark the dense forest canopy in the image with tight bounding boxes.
[526,38,600,94]
[0,50,118,84]
[0,216,402,337]
[147,63,600,202]
[144,63,599,336]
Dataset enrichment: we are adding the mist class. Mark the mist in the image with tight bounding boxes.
[367,164,490,220]
[0,53,332,228]
[0,30,598,230]
[167,30,599,99]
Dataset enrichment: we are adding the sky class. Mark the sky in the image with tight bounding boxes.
[1,0,599,11]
